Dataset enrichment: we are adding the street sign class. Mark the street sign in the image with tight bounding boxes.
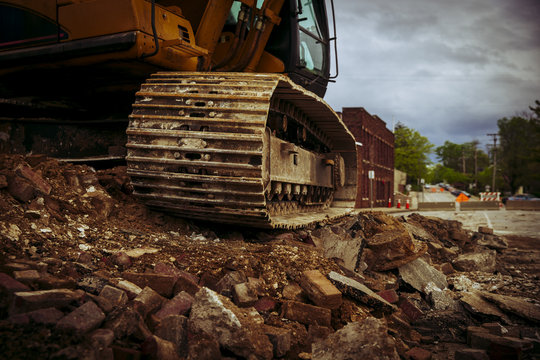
[368,170,375,179]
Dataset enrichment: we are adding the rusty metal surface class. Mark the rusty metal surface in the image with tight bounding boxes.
[126,72,356,228]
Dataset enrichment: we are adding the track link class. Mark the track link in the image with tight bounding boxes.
[126,72,357,229]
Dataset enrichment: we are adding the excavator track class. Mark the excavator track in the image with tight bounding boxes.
[126,72,357,229]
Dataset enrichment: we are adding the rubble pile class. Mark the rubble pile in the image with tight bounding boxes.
[1,154,539,359]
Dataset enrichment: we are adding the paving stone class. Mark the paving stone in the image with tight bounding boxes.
[154,315,188,357]
[299,270,342,310]
[12,270,40,284]
[454,348,489,360]
[233,282,258,307]
[141,335,179,360]
[328,271,394,314]
[312,317,399,360]
[263,324,292,358]
[122,272,177,298]
[56,301,105,334]
[26,307,64,324]
[133,286,165,318]
[104,308,143,339]
[153,291,193,321]
[0,272,30,294]
[282,282,306,302]
[398,258,447,293]
[406,346,432,360]
[280,300,331,327]
[10,289,83,314]
[99,285,128,308]
[215,270,247,297]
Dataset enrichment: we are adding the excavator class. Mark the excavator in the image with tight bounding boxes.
[0,0,358,229]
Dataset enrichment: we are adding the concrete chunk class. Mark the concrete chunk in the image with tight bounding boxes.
[328,271,394,314]
[453,251,497,273]
[398,258,447,293]
[10,289,83,314]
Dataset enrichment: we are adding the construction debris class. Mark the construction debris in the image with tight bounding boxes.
[0,154,539,359]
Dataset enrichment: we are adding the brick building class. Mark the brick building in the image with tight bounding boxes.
[341,107,394,208]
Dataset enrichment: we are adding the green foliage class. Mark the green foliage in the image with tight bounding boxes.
[435,140,489,175]
[394,122,434,183]
[497,102,540,194]
[429,164,470,185]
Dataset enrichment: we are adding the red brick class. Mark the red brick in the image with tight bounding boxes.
[377,289,399,304]
[280,300,331,327]
[406,346,432,360]
[122,272,177,298]
[115,279,143,299]
[398,298,424,322]
[299,270,342,309]
[254,296,277,312]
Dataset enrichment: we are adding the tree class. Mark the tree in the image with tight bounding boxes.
[394,122,434,185]
[497,101,540,195]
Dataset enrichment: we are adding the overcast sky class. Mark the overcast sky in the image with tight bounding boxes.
[324,0,540,154]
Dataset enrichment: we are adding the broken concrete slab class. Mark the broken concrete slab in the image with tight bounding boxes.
[480,292,540,323]
[299,270,342,309]
[328,271,395,314]
[424,282,459,311]
[476,234,508,251]
[453,250,497,273]
[310,226,363,272]
[312,317,400,360]
[188,287,273,360]
[399,258,448,293]
[280,300,332,327]
[460,292,510,324]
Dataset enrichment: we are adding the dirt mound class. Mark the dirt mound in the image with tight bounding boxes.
[0,154,538,359]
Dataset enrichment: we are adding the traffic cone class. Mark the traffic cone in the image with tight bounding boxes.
[388,198,392,208]
[406,199,410,209]
[397,199,401,209]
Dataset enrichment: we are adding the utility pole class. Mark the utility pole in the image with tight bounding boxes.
[487,133,497,191]
[474,146,478,190]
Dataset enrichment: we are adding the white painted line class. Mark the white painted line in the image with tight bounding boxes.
[483,212,493,228]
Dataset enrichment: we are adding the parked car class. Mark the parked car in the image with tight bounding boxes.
[502,193,540,204]
[451,189,471,198]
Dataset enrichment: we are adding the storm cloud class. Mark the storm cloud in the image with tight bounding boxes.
[325,0,540,153]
